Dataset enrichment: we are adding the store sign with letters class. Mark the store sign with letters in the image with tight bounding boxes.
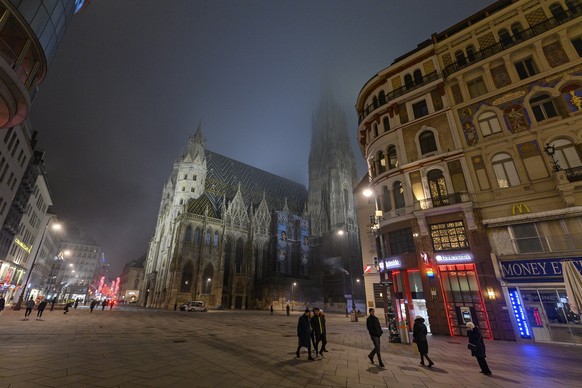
[434,252,473,263]
[378,258,402,271]
[500,258,582,282]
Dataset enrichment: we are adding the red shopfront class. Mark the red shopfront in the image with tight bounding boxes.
[432,252,493,339]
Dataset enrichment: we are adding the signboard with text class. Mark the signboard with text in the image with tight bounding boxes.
[499,257,582,282]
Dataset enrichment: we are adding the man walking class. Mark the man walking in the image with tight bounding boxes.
[90,299,97,313]
[311,308,325,357]
[36,299,48,320]
[24,297,35,320]
[296,308,314,360]
[366,308,385,367]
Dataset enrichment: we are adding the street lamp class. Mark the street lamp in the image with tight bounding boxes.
[206,277,211,293]
[13,216,61,310]
[544,143,561,172]
[291,282,296,311]
[344,269,358,322]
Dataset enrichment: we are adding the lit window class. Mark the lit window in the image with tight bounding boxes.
[492,153,520,188]
[430,221,469,251]
[550,139,582,169]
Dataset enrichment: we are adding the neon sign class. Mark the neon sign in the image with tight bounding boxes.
[508,288,531,339]
[434,253,472,262]
[14,238,31,253]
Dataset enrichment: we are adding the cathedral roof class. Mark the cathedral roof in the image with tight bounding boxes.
[202,150,307,216]
[187,192,219,218]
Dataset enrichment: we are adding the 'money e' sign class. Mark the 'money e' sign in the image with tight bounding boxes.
[500,258,582,282]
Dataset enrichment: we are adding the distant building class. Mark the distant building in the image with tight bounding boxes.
[356,0,582,344]
[118,255,145,303]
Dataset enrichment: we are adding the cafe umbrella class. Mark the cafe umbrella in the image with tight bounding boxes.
[561,261,582,315]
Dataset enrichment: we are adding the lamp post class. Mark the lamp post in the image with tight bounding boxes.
[13,216,60,310]
[291,282,296,311]
[544,143,561,172]
[344,269,358,322]
[206,277,211,294]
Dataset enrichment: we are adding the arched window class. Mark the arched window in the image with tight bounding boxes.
[413,69,423,85]
[511,22,523,40]
[184,225,192,242]
[213,231,219,246]
[373,123,378,137]
[180,262,193,293]
[379,90,386,105]
[466,45,476,62]
[498,28,512,46]
[235,238,244,273]
[550,3,567,21]
[373,96,379,109]
[202,265,214,294]
[343,188,349,210]
[419,131,438,154]
[393,181,405,209]
[530,93,558,122]
[404,74,414,89]
[382,186,392,212]
[194,227,201,244]
[205,228,212,245]
[550,139,582,169]
[478,111,503,136]
[455,50,466,66]
[223,237,233,286]
[387,145,398,169]
[492,153,520,188]
[377,151,386,174]
[383,116,390,132]
[427,169,449,206]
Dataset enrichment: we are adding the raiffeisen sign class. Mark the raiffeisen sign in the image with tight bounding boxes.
[434,253,473,263]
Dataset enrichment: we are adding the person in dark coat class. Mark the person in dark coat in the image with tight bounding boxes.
[311,308,325,357]
[0,295,5,315]
[101,300,107,311]
[296,308,314,360]
[74,299,79,309]
[63,301,72,314]
[50,298,57,311]
[366,308,385,367]
[319,310,328,353]
[286,304,290,316]
[467,322,492,375]
[413,316,434,367]
[90,300,97,313]
[24,297,35,320]
[36,300,48,320]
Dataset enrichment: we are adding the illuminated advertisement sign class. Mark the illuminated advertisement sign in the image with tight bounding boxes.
[378,258,402,271]
[508,288,531,339]
[434,253,473,263]
[500,258,582,282]
[14,238,31,253]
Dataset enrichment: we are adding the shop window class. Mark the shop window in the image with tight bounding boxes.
[511,223,544,253]
[550,139,582,170]
[477,111,503,136]
[492,153,520,188]
[514,57,538,80]
[393,181,405,209]
[383,116,390,132]
[413,100,429,119]
[530,93,558,122]
[572,37,582,57]
[387,145,398,169]
[388,227,414,255]
[430,221,469,251]
[419,130,437,155]
[467,77,487,98]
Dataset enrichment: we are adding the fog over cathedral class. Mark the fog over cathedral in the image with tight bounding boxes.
[142,95,364,311]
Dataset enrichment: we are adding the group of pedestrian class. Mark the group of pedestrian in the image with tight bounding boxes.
[295,307,492,377]
[295,307,328,360]
[22,297,48,320]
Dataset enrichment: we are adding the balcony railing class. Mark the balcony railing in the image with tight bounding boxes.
[416,192,467,210]
[358,71,441,123]
[565,166,582,182]
[512,233,582,254]
[443,5,582,78]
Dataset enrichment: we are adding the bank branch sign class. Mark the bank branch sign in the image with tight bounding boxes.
[500,258,582,282]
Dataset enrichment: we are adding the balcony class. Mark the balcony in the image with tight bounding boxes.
[416,192,468,210]
[358,71,441,124]
[442,4,582,78]
[565,166,582,182]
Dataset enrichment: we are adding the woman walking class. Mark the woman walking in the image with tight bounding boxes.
[467,322,492,375]
[413,316,434,367]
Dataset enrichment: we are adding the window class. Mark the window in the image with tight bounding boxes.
[467,77,487,98]
[213,231,219,246]
[379,90,386,105]
[551,139,582,169]
[412,100,429,119]
[571,37,582,57]
[498,28,513,46]
[373,96,378,109]
[549,3,567,22]
[387,145,398,169]
[413,69,423,85]
[511,22,523,40]
[377,151,386,174]
[383,116,390,132]
[419,130,437,154]
[530,94,558,122]
[404,74,413,89]
[382,185,391,212]
[427,169,449,206]
[430,221,469,251]
[455,50,466,66]
[194,227,201,243]
[478,111,503,136]
[373,123,378,137]
[235,238,244,273]
[205,229,211,245]
[180,263,193,293]
[185,225,192,242]
[388,228,414,255]
[393,181,405,209]
[466,45,476,62]
[492,153,520,188]
[514,58,538,80]
[511,223,543,253]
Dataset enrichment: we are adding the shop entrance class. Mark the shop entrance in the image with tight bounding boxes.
[392,270,431,333]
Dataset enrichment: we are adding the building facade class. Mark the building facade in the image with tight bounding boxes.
[356,0,582,344]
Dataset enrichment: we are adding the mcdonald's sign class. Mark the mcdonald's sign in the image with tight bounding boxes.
[512,203,530,215]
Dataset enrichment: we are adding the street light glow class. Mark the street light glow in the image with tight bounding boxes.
[363,189,373,197]
[337,229,345,236]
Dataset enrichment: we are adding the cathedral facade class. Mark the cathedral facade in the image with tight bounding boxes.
[142,97,362,311]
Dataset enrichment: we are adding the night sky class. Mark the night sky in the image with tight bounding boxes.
[30,0,493,275]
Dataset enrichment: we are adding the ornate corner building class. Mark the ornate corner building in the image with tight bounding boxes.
[356,0,582,344]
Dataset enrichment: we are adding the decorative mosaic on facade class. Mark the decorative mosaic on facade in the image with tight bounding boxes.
[517,140,541,159]
[543,41,569,68]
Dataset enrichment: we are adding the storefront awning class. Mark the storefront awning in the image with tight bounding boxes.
[562,261,582,315]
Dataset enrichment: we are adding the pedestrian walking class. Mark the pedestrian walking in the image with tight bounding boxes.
[101,299,107,311]
[109,300,114,310]
[286,304,290,316]
[74,299,79,309]
[36,300,48,320]
[50,298,57,311]
[90,299,97,313]
[467,322,492,375]
[311,308,325,357]
[319,310,328,353]
[24,297,35,320]
[0,295,5,316]
[63,301,72,314]
[366,308,385,367]
[413,316,434,367]
[296,308,314,360]
[270,305,273,315]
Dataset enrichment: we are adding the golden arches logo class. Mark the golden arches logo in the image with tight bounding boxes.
[512,203,530,215]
